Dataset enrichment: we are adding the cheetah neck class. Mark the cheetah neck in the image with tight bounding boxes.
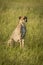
[19,20,25,25]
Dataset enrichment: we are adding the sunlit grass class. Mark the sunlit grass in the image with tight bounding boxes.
[0,0,43,65]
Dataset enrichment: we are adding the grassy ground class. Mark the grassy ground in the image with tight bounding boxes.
[0,0,43,65]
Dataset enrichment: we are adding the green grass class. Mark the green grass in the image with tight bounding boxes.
[0,0,43,65]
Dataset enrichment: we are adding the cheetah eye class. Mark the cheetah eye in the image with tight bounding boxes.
[23,18,25,20]
[23,16,27,20]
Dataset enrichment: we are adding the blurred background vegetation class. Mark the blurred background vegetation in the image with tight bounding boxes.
[0,0,43,65]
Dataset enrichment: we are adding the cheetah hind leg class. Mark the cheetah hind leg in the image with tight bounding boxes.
[7,38,14,46]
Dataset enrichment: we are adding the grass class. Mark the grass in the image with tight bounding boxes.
[0,0,43,65]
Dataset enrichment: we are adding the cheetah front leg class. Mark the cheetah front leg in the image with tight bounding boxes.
[22,39,24,48]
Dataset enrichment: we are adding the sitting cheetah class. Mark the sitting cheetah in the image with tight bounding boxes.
[8,16,27,48]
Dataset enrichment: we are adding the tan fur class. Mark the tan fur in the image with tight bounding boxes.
[7,16,27,48]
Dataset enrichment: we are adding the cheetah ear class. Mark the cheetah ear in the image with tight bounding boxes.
[19,16,21,19]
